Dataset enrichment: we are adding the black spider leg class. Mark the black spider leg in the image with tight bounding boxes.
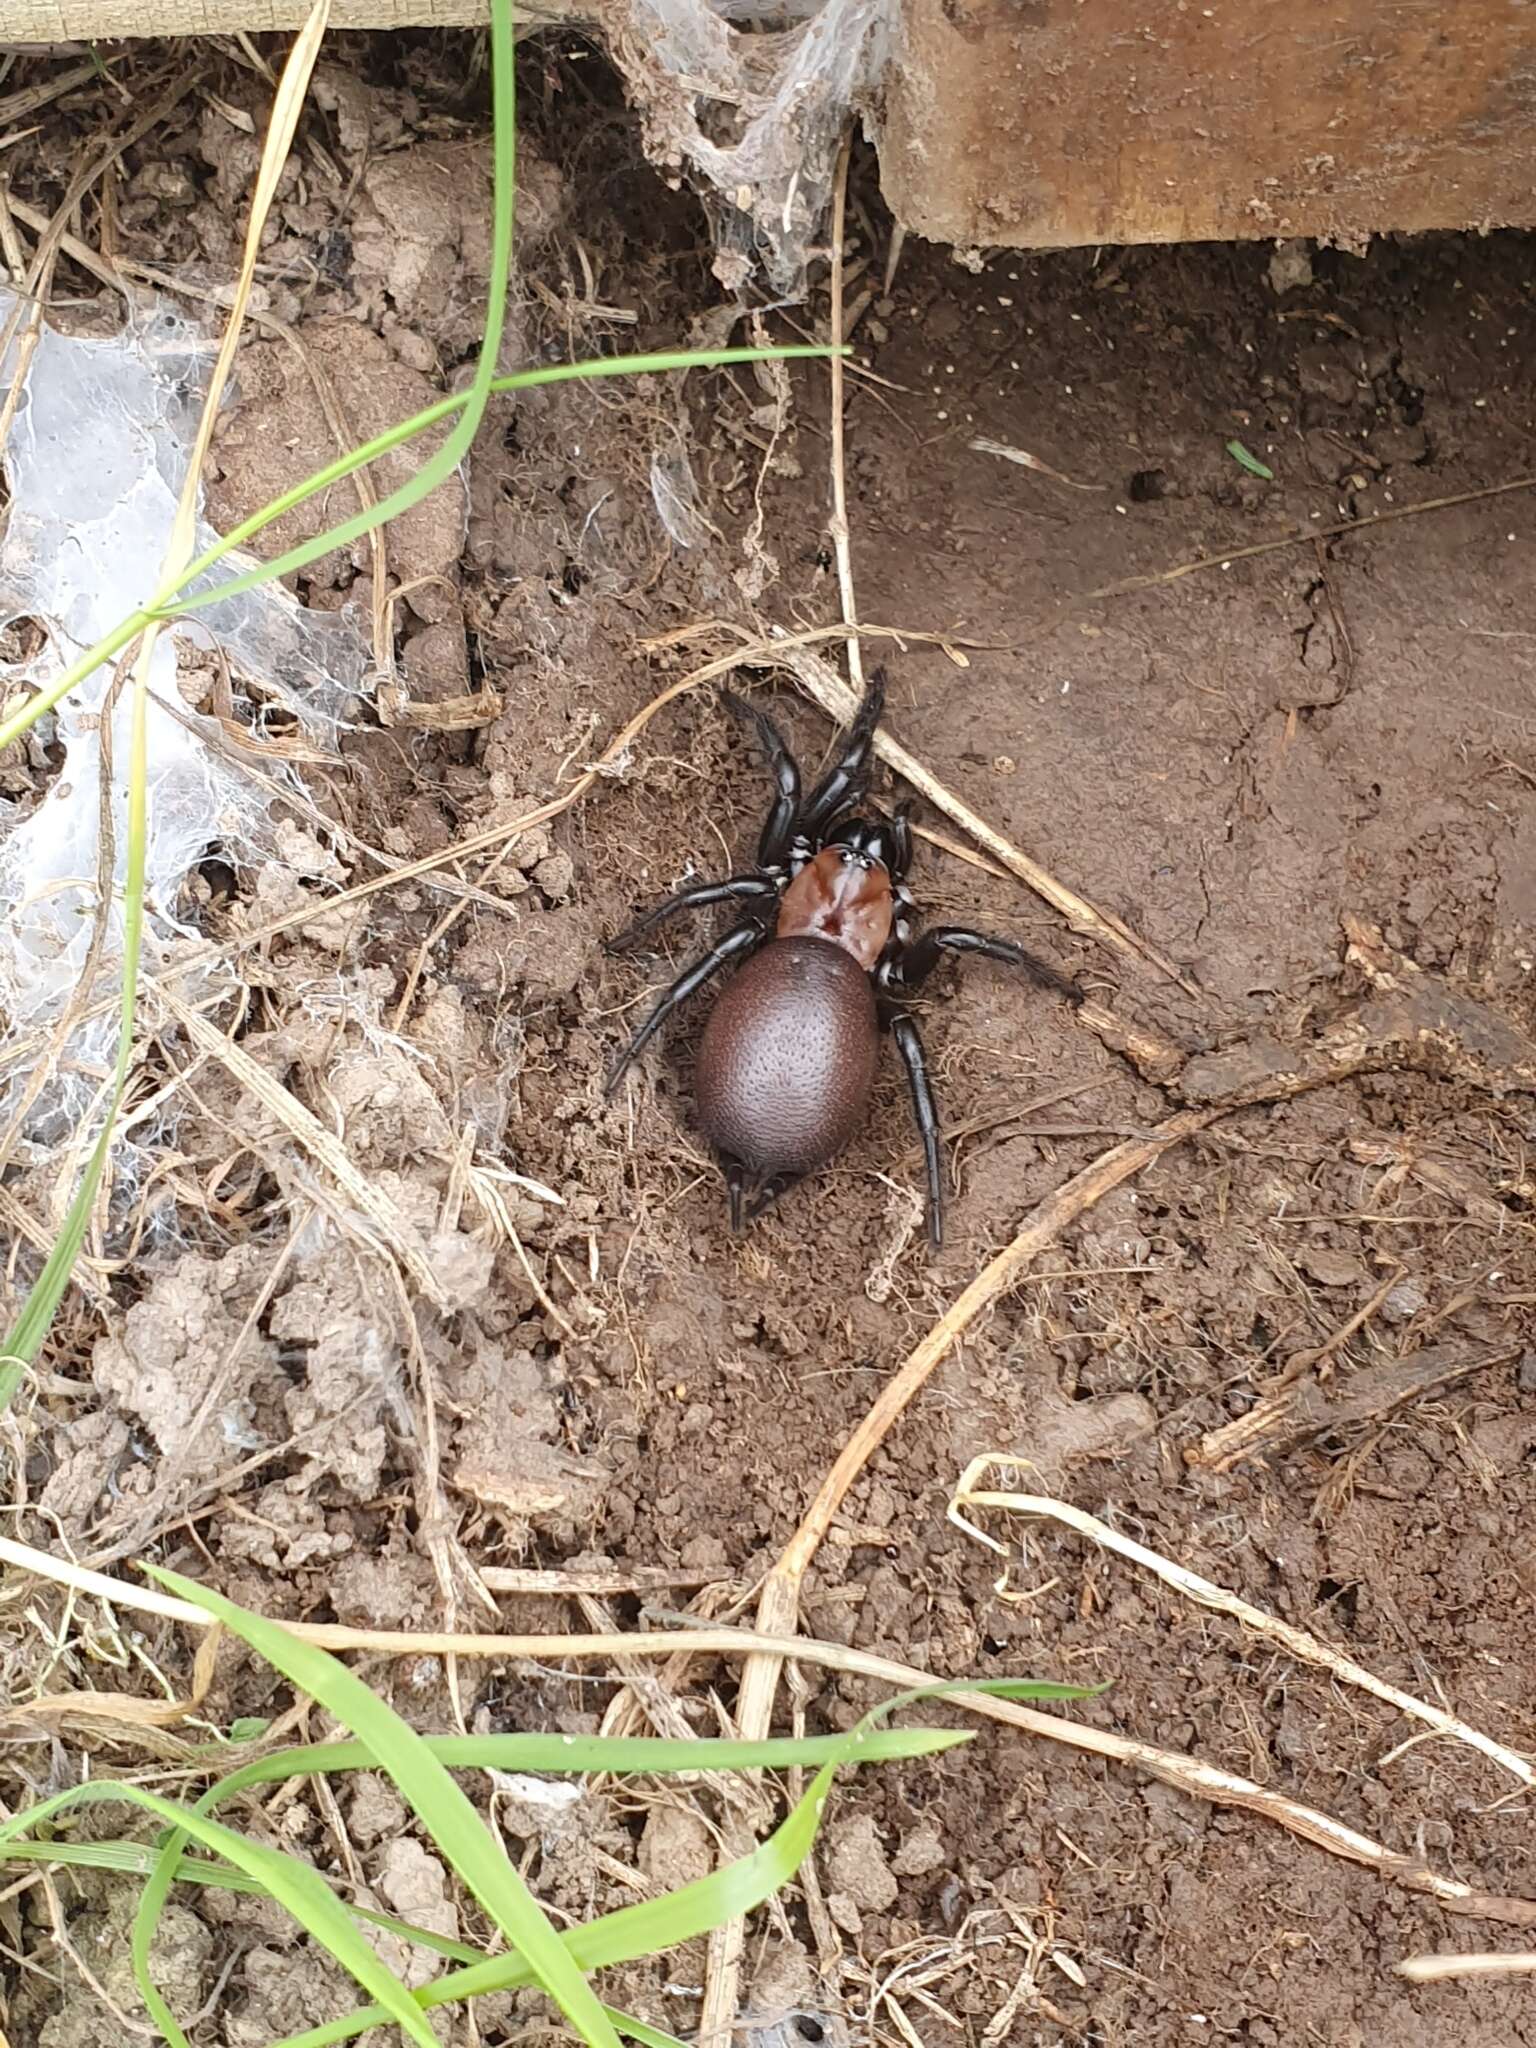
[877,910,1078,1247]
[608,875,780,953]
[887,799,915,884]
[888,1011,945,1247]
[605,920,763,1096]
[894,927,1083,1004]
[872,827,919,985]
[800,667,887,836]
[720,688,802,866]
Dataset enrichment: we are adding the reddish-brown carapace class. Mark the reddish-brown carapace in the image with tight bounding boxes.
[605,671,1081,1246]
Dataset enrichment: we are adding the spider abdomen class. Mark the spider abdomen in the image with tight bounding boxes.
[695,936,879,1176]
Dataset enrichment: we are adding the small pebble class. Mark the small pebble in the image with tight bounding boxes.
[1382,1278,1428,1323]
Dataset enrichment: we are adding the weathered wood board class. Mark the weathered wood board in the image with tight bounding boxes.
[13,0,1536,255]
[879,0,1536,250]
[9,0,484,30]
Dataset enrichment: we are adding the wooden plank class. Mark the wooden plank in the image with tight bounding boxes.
[879,0,1536,251]
[9,0,483,33]
[16,0,1536,256]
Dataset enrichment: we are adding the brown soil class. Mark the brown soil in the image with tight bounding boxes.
[4,33,1536,2048]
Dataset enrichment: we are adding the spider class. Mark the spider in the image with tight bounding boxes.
[605,670,1080,1245]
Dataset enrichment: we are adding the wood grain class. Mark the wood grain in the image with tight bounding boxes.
[11,0,500,31]
[21,0,1536,259]
[881,0,1536,250]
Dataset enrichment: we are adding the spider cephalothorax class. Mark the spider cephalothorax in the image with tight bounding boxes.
[606,670,1080,1246]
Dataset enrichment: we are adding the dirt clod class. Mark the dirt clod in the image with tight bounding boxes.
[890,1821,947,1877]
[826,1812,899,1913]
[375,1837,459,1985]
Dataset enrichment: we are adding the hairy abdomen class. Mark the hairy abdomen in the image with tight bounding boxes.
[695,937,878,1175]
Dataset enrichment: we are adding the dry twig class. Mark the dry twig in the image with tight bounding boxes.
[1076,476,1536,607]
[949,1459,1534,1790]
[825,131,862,691]
[1397,1951,1536,1984]
[1190,1340,1520,1473]
[481,1564,733,1597]
[3,1534,1534,1928]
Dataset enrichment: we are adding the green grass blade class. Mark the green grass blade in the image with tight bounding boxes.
[1225,436,1274,479]
[0,614,158,1411]
[0,335,836,836]
[251,1676,1102,2048]
[197,1724,968,1804]
[0,345,836,762]
[0,1839,261,1888]
[0,611,147,773]
[148,1563,622,2048]
[0,1784,441,2047]
[152,0,518,626]
[0,1838,489,1964]
[869,1676,1104,1719]
[164,345,835,618]
[600,2010,689,2048]
[254,1734,880,2048]
[0,1114,116,1406]
[120,1708,969,2040]
[126,1724,965,2032]
[6,1823,694,2048]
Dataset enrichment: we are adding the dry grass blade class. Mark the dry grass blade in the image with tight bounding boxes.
[1397,1952,1536,1983]
[0,194,130,309]
[825,130,863,691]
[1077,475,1536,606]
[969,436,1104,492]
[0,1185,110,1304]
[3,1534,1532,1929]
[0,55,120,127]
[949,1460,1534,1790]
[12,1627,220,1732]
[171,16,328,547]
[151,978,447,1310]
